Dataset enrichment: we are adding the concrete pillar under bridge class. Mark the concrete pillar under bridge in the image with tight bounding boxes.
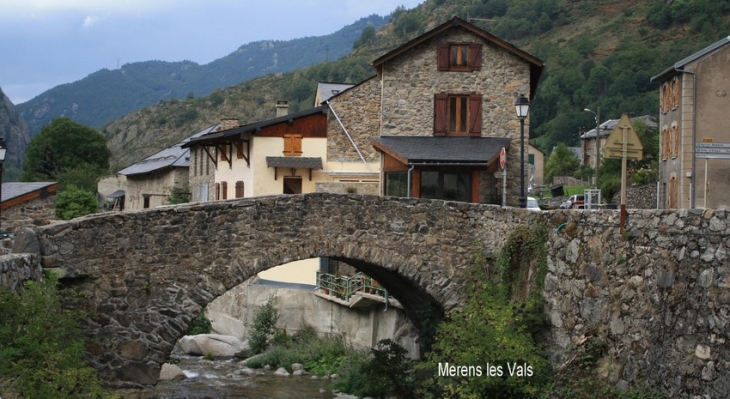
[5,193,730,398]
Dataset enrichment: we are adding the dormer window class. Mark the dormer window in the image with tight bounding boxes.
[437,43,482,72]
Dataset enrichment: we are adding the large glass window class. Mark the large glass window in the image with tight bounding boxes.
[420,171,472,202]
[385,172,409,197]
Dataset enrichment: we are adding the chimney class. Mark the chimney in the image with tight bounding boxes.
[219,118,239,131]
[276,100,289,117]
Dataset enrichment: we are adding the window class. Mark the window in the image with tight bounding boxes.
[385,172,409,197]
[437,44,482,72]
[235,181,244,198]
[143,195,150,209]
[221,181,228,200]
[215,183,220,200]
[661,126,670,160]
[420,171,472,202]
[528,154,535,165]
[284,134,302,156]
[434,92,482,137]
[283,177,302,194]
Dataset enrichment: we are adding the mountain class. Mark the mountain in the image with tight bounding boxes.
[15,14,389,137]
[0,87,31,181]
[101,0,730,170]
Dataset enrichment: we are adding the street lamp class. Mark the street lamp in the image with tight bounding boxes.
[584,107,600,187]
[514,94,530,208]
[0,137,6,231]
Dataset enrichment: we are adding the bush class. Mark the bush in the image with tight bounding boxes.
[0,275,118,398]
[248,299,279,354]
[185,313,212,335]
[55,185,100,220]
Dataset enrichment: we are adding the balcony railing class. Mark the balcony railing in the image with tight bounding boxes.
[315,271,387,301]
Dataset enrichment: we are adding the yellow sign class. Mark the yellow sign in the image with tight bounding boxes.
[603,113,643,160]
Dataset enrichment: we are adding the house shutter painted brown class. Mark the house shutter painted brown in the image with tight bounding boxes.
[434,92,448,136]
[284,134,303,156]
[221,181,228,200]
[468,92,483,137]
[235,181,244,198]
[468,44,482,70]
[215,183,220,200]
[437,45,450,70]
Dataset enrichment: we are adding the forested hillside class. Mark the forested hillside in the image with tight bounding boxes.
[15,14,389,136]
[102,0,730,169]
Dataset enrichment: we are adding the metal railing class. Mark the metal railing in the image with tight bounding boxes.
[315,271,387,301]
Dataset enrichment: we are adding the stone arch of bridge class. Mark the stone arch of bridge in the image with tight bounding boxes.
[32,193,516,391]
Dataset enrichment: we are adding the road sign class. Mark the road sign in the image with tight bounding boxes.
[696,141,730,148]
[603,114,643,160]
[499,147,506,169]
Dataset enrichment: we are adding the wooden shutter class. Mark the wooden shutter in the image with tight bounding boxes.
[468,92,483,137]
[235,181,244,198]
[215,183,220,200]
[468,44,482,70]
[673,124,679,158]
[284,134,302,156]
[437,45,450,71]
[434,93,448,136]
[235,141,244,159]
[221,181,228,200]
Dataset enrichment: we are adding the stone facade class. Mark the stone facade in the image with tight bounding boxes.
[5,192,729,397]
[1,193,56,232]
[314,181,379,195]
[326,77,381,163]
[124,168,188,210]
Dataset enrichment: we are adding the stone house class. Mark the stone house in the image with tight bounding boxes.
[651,36,730,209]
[1,182,57,232]
[97,124,219,211]
[325,17,543,205]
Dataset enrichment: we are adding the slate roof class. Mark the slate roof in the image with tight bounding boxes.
[1,182,56,203]
[266,157,323,169]
[581,115,658,139]
[372,136,511,165]
[316,83,354,104]
[183,106,328,147]
[118,124,219,176]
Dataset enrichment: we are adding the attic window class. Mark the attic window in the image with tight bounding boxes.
[437,43,482,72]
[331,90,340,95]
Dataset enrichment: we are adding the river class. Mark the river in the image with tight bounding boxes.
[154,354,338,399]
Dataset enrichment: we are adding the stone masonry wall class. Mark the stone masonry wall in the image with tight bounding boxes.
[2,194,56,232]
[0,253,42,292]
[545,208,730,398]
[326,77,381,163]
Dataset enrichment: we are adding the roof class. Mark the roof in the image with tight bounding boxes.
[184,106,328,147]
[107,190,126,198]
[372,136,511,165]
[651,36,730,82]
[581,115,658,139]
[372,17,544,99]
[316,83,355,104]
[1,182,57,203]
[118,124,219,176]
[266,157,323,169]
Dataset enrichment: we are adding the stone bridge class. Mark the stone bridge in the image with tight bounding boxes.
[14,192,730,398]
[31,193,536,391]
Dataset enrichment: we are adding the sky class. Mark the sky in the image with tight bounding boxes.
[0,0,423,105]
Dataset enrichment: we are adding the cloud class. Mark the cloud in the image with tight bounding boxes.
[83,14,101,28]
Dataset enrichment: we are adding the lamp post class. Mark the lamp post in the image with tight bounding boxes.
[514,95,530,208]
[0,137,6,232]
[584,107,600,187]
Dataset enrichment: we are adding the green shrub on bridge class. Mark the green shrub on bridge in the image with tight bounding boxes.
[0,275,118,399]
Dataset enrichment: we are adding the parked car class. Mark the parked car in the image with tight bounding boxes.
[526,197,541,211]
[559,195,585,209]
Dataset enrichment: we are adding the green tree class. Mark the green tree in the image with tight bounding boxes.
[248,299,279,354]
[55,185,100,220]
[22,117,110,183]
[545,143,580,183]
[165,185,191,205]
[353,25,376,49]
[0,276,117,398]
